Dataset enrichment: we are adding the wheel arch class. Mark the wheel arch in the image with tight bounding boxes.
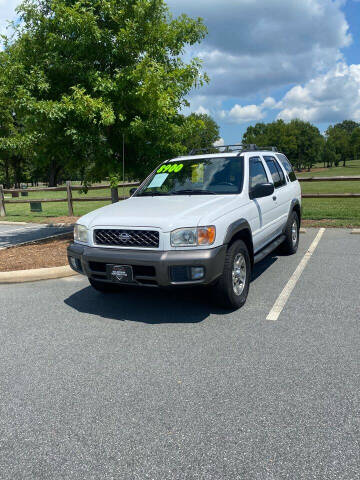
[224,219,254,266]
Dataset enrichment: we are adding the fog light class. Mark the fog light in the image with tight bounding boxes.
[191,267,205,280]
[69,257,82,273]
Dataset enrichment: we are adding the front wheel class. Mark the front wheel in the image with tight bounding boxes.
[214,240,251,310]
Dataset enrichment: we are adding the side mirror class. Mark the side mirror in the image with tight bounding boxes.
[250,183,274,200]
[129,187,138,196]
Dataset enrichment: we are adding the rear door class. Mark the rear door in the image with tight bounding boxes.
[248,156,278,252]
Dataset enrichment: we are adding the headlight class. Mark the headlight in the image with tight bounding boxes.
[74,224,89,244]
[171,226,216,247]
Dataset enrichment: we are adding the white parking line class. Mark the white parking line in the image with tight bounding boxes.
[266,228,326,321]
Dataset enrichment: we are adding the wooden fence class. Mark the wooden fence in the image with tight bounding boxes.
[0,181,140,217]
[0,176,359,217]
[297,175,360,199]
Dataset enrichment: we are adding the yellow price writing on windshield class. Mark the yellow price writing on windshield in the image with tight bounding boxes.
[157,163,184,174]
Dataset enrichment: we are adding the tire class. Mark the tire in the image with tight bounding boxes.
[280,211,299,255]
[214,239,251,310]
[89,278,121,293]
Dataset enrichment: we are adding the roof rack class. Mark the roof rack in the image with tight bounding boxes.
[189,144,278,155]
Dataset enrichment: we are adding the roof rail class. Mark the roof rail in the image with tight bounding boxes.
[189,145,244,155]
[188,144,278,155]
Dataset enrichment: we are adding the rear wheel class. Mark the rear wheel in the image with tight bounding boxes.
[280,211,299,255]
[89,278,121,293]
[214,239,251,310]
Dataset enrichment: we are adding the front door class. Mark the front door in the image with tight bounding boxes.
[247,156,278,252]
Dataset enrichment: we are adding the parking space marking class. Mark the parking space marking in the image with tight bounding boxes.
[266,228,326,321]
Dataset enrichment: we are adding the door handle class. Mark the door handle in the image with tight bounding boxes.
[272,196,277,201]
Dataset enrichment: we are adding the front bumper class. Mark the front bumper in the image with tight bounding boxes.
[67,243,226,287]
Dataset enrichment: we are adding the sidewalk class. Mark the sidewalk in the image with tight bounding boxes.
[0,223,73,248]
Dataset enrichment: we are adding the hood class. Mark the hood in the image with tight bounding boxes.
[79,195,239,231]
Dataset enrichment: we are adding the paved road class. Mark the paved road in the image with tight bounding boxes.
[0,229,359,479]
[0,223,73,248]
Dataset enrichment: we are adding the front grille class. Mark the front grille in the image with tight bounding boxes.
[94,229,159,248]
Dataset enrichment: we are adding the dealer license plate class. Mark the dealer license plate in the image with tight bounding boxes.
[107,265,134,283]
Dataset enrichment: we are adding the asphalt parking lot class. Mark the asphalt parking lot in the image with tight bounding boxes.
[0,222,73,248]
[0,229,359,479]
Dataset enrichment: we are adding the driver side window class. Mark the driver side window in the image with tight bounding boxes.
[249,157,268,190]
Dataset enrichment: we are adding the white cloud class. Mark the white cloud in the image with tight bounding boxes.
[213,137,225,147]
[227,104,265,124]
[169,0,351,97]
[194,105,210,115]
[222,63,360,125]
[276,63,360,123]
[221,97,276,124]
[262,97,276,109]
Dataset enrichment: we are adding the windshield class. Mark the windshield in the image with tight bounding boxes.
[136,157,244,196]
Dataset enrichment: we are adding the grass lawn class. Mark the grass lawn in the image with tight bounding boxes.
[297,159,360,177]
[302,198,360,227]
[298,160,360,226]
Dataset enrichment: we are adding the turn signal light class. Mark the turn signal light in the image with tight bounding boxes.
[198,226,216,245]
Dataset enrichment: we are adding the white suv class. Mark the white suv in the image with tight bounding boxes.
[68,145,301,309]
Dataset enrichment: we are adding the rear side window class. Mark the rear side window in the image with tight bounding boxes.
[277,153,297,182]
[264,156,286,188]
[249,157,268,189]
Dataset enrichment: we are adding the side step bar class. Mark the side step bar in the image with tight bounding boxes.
[254,234,286,264]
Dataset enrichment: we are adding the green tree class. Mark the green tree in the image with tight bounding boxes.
[325,121,359,167]
[289,119,323,171]
[332,120,359,136]
[181,113,220,153]
[0,67,35,188]
[243,119,322,171]
[1,0,208,185]
[350,127,360,161]
[321,141,338,168]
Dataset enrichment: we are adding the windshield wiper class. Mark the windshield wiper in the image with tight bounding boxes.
[171,189,216,195]
[137,191,170,197]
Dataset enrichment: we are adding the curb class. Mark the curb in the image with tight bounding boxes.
[350,229,360,234]
[46,223,76,228]
[0,221,29,225]
[0,265,79,284]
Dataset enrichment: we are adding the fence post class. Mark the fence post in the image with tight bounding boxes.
[111,186,119,203]
[66,181,74,216]
[0,185,6,217]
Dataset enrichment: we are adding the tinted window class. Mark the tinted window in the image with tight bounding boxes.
[249,157,268,189]
[277,153,297,182]
[264,156,286,188]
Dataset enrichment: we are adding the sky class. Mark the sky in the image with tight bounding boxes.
[1,0,360,144]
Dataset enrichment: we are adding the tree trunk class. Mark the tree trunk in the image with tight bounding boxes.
[48,159,62,187]
[12,156,23,189]
[3,158,11,189]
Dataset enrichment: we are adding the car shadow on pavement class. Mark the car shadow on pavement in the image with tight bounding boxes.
[64,254,280,324]
[64,285,230,324]
[251,254,278,282]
